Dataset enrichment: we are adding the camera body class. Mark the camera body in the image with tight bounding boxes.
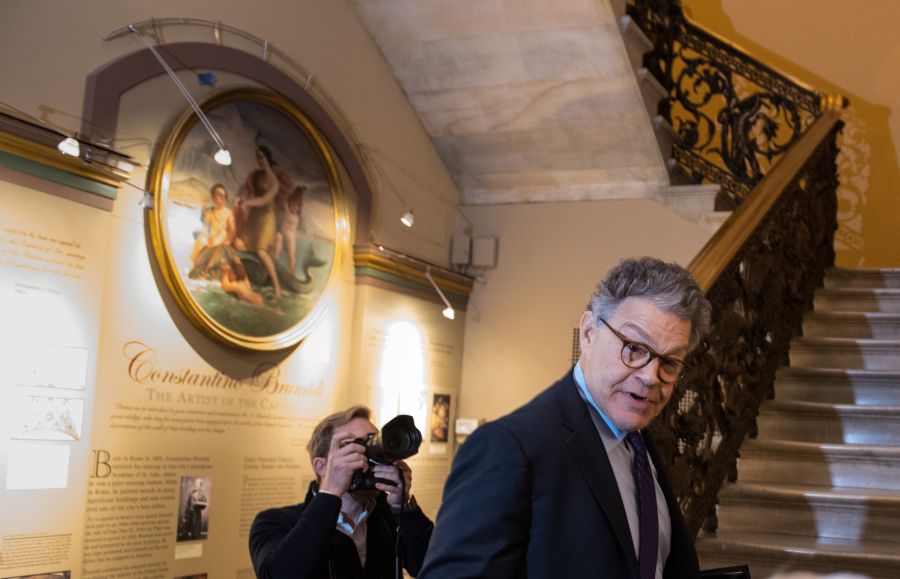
[347,414,422,493]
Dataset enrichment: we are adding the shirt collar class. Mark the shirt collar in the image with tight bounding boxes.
[574,362,626,441]
[336,497,376,535]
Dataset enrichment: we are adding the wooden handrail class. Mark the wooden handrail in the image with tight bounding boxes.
[688,109,843,292]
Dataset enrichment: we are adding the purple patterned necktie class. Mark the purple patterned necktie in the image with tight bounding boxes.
[626,431,658,579]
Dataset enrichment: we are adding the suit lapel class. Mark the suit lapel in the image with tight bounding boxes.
[557,373,639,571]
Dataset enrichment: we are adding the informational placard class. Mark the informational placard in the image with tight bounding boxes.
[78,209,344,578]
[0,180,110,579]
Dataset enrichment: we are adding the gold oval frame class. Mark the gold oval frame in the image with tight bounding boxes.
[147,88,348,351]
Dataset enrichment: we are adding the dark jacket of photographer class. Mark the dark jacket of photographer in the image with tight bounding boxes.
[249,481,434,579]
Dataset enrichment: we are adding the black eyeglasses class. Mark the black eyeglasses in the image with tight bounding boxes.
[598,318,687,384]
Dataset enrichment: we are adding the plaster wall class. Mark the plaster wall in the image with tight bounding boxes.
[457,198,709,422]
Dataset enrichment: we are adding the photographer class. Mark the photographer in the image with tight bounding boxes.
[249,406,433,579]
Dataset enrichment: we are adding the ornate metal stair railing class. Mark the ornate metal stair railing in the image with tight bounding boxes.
[626,0,845,209]
[647,109,844,536]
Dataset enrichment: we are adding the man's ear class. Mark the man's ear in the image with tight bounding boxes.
[579,311,595,346]
[312,456,326,479]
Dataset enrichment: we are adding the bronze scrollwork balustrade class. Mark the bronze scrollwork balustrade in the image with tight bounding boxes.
[647,116,842,536]
[626,0,836,209]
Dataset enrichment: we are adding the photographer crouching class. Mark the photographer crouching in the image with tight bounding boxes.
[249,406,434,579]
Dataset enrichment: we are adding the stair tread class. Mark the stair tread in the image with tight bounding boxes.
[792,336,900,346]
[778,366,900,377]
[762,399,900,415]
[743,438,900,456]
[698,529,900,561]
[806,310,900,320]
[817,287,900,295]
[720,481,900,505]
[828,267,900,274]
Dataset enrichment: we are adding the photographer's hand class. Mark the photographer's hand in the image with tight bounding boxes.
[318,430,368,497]
[374,460,412,509]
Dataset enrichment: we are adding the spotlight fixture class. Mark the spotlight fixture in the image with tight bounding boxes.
[57,136,80,157]
[400,209,415,228]
[139,191,155,208]
[425,266,456,321]
[213,148,232,166]
[128,25,231,166]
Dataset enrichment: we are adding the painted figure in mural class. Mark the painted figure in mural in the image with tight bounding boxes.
[419,257,711,579]
[249,406,434,579]
[220,257,264,307]
[273,184,307,275]
[233,143,293,300]
[189,183,236,278]
[182,478,209,541]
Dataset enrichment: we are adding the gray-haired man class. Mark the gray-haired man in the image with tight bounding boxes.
[421,257,711,579]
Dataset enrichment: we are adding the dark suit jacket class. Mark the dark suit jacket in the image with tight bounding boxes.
[419,371,699,579]
[249,482,434,579]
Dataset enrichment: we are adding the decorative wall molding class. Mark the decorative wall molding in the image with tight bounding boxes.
[0,113,132,201]
[353,244,473,309]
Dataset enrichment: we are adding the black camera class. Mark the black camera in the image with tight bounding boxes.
[348,414,422,493]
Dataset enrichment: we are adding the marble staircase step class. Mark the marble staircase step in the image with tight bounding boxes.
[716,481,900,544]
[824,267,900,289]
[803,311,900,339]
[619,14,653,73]
[814,288,900,313]
[789,337,900,370]
[637,67,668,119]
[697,529,900,579]
[774,367,900,405]
[738,439,900,491]
[657,183,720,222]
[756,400,900,445]
[700,211,731,233]
[652,114,676,162]
[709,269,900,576]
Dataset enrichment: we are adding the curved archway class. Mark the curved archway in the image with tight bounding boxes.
[81,41,372,244]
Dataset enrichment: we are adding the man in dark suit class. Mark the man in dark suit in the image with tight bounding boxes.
[420,257,711,579]
[249,405,434,578]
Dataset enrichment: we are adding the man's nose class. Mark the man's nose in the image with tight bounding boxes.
[634,356,661,384]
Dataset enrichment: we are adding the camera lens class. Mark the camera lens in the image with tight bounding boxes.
[366,415,422,463]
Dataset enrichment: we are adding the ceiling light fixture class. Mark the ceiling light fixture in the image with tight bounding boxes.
[425,266,456,320]
[128,25,231,166]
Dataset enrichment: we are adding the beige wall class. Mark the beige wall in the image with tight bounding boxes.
[457,198,709,422]
[1,3,471,574]
[683,0,900,267]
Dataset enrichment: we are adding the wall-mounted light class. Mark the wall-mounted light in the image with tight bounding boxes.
[400,209,415,228]
[2,102,137,181]
[57,136,80,157]
[425,266,455,320]
[213,148,232,165]
[128,25,231,166]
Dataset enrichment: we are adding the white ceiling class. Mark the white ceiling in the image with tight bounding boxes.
[351,0,668,205]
